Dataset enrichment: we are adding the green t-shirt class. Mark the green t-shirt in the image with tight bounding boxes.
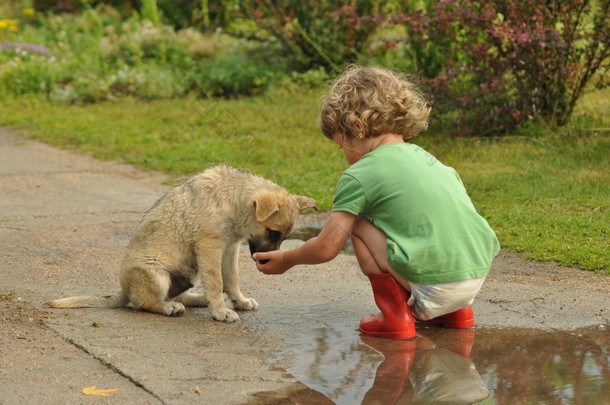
[332,143,499,284]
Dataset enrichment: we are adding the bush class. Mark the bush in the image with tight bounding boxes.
[187,50,281,98]
[238,0,382,71]
[176,29,233,58]
[157,0,239,30]
[361,0,610,136]
[114,65,189,99]
[30,1,241,31]
[0,53,56,95]
[100,19,191,65]
[0,6,288,102]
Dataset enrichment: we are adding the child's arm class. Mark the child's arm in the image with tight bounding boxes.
[253,211,356,274]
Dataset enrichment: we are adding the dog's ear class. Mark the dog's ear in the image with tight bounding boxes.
[253,191,280,222]
[294,195,318,212]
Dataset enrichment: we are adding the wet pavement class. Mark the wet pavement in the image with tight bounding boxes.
[248,324,609,404]
[1,128,609,404]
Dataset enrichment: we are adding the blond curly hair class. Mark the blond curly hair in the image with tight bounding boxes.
[319,66,431,142]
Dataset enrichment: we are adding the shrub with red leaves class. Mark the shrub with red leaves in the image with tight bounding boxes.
[361,0,609,135]
[239,0,380,70]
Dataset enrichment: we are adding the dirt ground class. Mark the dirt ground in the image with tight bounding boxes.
[0,127,608,404]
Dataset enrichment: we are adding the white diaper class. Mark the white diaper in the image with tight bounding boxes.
[407,277,486,320]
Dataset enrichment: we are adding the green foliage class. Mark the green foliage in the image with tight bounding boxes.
[100,19,192,65]
[139,0,160,26]
[0,6,290,102]
[188,51,281,98]
[238,0,383,71]
[272,67,330,94]
[0,53,52,95]
[362,0,610,135]
[156,0,240,30]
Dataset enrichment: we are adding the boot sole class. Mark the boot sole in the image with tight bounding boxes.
[359,327,416,340]
[416,319,475,328]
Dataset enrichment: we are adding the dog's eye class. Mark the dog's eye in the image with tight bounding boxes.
[267,229,282,242]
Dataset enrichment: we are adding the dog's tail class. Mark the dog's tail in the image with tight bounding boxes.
[48,292,129,309]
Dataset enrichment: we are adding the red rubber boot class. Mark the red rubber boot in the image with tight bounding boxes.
[359,273,416,340]
[416,306,475,328]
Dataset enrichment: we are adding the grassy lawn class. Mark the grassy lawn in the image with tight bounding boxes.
[0,89,608,272]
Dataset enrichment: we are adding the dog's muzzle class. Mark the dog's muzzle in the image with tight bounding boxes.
[249,239,281,264]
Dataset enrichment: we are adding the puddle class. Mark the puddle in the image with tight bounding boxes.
[248,324,609,405]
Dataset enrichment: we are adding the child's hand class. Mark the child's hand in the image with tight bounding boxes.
[253,250,289,275]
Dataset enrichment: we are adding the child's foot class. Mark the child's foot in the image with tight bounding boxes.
[359,273,417,340]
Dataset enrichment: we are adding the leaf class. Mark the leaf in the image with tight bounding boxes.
[80,386,122,396]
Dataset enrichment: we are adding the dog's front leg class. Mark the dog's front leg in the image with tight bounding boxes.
[195,240,239,322]
[222,243,258,311]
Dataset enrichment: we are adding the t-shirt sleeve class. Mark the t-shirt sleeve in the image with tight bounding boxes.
[332,173,367,216]
[451,167,464,186]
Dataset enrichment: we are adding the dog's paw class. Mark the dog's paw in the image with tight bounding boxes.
[235,298,258,311]
[163,302,186,317]
[211,307,240,322]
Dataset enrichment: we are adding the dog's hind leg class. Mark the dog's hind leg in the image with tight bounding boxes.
[168,274,207,308]
[121,264,186,316]
[222,243,258,311]
[174,291,208,307]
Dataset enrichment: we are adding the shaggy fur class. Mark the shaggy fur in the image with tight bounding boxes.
[49,165,316,322]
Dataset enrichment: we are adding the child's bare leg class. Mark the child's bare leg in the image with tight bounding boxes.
[351,217,411,291]
[353,217,417,339]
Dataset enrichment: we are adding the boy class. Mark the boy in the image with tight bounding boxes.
[253,66,499,339]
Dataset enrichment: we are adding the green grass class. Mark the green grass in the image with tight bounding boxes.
[0,91,347,209]
[0,89,608,272]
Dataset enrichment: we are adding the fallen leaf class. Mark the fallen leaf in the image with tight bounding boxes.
[80,385,122,396]
[194,386,202,395]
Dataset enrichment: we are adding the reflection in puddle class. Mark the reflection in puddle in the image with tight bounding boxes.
[249,325,609,404]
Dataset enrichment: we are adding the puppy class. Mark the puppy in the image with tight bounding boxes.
[49,165,316,322]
